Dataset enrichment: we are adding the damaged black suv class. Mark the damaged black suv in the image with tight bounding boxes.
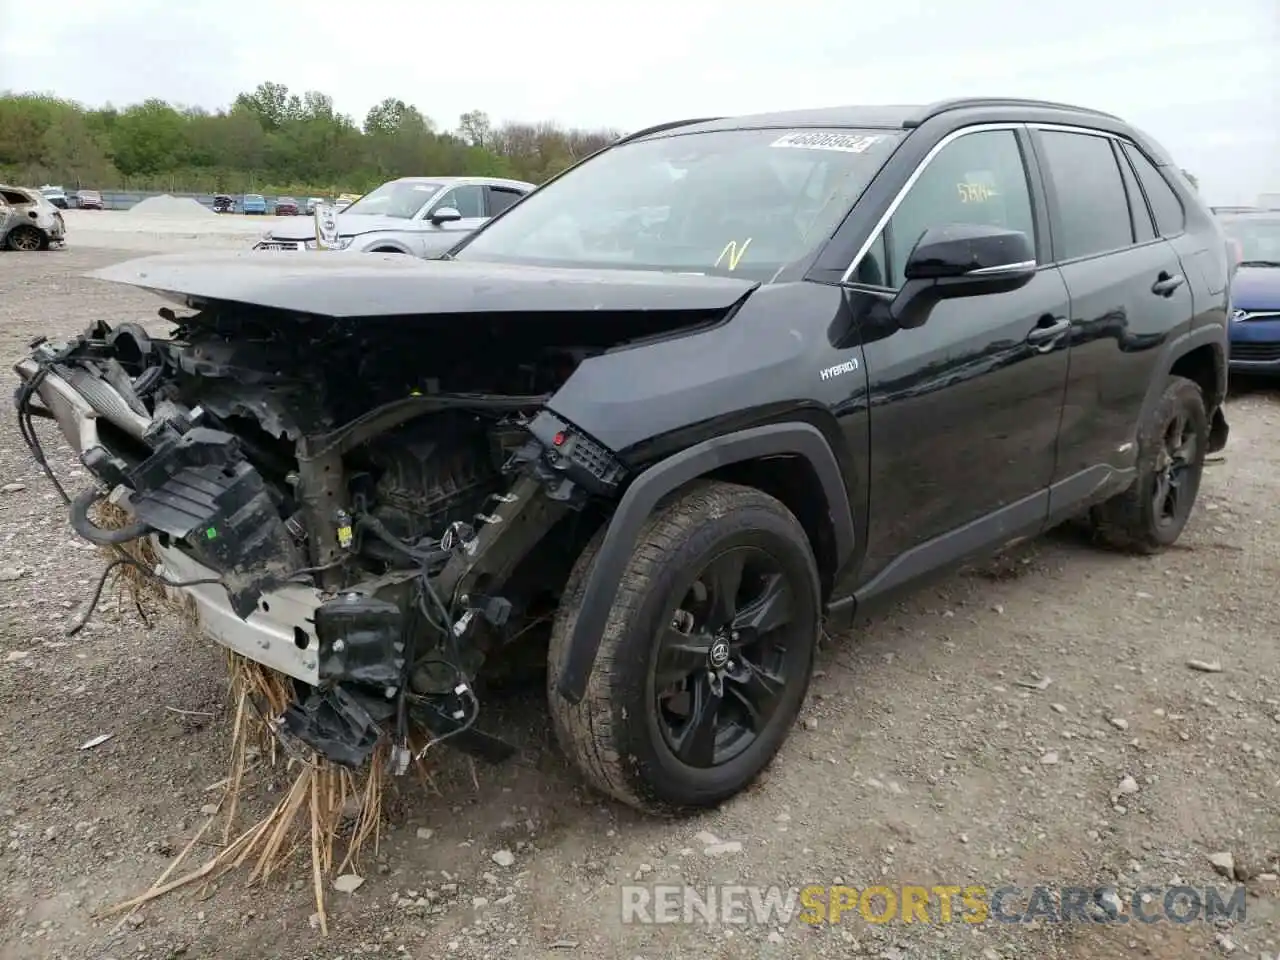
[15,97,1230,813]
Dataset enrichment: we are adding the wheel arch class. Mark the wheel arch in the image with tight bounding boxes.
[552,422,855,705]
[1146,328,1228,453]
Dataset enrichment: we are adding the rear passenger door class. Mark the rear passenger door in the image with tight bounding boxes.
[1030,128,1193,507]
[851,127,1073,583]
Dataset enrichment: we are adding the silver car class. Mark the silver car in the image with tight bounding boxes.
[253,176,535,258]
[1,184,67,251]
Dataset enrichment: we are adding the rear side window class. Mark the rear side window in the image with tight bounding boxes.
[1115,147,1156,243]
[1122,144,1185,237]
[487,186,524,216]
[1037,131,1133,260]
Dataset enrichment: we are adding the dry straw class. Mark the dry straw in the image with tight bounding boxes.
[87,502,432,933]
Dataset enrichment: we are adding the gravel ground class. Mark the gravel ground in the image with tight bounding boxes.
[0,241,1277,960]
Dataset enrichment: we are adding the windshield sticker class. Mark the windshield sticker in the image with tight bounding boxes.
[716,238,752,271]
[771,132,885,154]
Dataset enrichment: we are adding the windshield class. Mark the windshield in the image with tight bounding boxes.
[453,127,903,280]
[1223,217,1280,266]
[344,181,442,218]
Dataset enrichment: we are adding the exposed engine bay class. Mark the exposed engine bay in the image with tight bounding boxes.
[12,296,716,770]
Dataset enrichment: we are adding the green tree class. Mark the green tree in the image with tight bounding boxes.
[109,99,187,176]
[0,85,620,193]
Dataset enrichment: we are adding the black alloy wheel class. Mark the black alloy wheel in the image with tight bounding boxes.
[1153,407,1198,530]
[653,545,803,768]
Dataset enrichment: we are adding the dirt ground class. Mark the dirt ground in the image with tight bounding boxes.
[0,240,1277,960]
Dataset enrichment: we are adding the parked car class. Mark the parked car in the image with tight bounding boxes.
[1,184,67,250]
[213,194,236,214]
[13,98,1230,815]
[38,185,69,209]
[75,189,104,211]
[304,197,325,215]
[253,176,534,257]
[242,194,268,215]
[334,193,362,212]
[274,196,300,216]
[1221,211,1280,374]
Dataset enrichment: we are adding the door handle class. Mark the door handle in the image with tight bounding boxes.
[1152,272,1185,297]
[1026,316,1070,345]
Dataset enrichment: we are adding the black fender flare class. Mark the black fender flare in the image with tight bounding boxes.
[1137,323,1228,451]
[553,421,856,705]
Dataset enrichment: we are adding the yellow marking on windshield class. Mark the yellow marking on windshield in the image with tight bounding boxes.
[716,238,753,271]
[957,182,1000,203]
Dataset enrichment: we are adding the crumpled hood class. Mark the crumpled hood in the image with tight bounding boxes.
[1230,266,1280,311]
[87,250,759,317]
[263,213,435,242]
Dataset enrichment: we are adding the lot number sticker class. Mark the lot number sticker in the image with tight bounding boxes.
[771,132,885,153]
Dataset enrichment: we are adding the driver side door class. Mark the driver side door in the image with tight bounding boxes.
[850,126,1074,592]
[413,184,489,257]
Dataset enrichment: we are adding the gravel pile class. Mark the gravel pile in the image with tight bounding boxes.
[128,194,217,218]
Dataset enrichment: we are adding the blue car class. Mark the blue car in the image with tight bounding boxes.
[242,193,268,215]
[1223,212,1280,375]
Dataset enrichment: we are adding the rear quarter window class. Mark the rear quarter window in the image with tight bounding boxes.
[1122,143,1186,238]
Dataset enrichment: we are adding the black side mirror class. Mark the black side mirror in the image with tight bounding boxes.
[890,223,1037,329]
[430,206,463,225]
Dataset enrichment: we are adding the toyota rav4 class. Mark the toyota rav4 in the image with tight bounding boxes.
[14,97,1230,814]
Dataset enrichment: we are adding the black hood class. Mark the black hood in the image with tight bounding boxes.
[88,251,759,318]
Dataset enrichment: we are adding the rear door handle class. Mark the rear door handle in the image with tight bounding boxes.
[1152,272,1185,297]
[1026,316,1070,345]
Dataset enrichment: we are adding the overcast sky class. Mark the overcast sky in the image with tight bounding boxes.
[1,0,1275,203]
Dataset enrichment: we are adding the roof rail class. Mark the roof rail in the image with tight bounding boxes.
[615,117,723,145]
[904,97,1121,128]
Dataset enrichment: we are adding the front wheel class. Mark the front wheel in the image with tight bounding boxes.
[1087,375,1208,553]
[547,480,821,813]
[5,226,45,251]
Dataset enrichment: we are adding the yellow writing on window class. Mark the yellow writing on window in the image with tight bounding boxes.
[957,182,1000,203]
[715,238,752,271]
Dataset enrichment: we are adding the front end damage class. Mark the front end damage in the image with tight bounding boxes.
[14,256,737,771]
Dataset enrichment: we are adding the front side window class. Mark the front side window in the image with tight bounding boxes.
[435,184,485,218]
[875,129,1035,289]
[453,127,903,281]
[1037,131,1133,260]
[344,180,442,218]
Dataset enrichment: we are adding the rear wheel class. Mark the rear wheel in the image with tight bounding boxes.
[547,480,821,813]
[5,226,45,252]
[1086,375,1207,553]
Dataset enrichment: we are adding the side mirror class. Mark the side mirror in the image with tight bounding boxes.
[890,224,1037,329]
[430,206,463,225]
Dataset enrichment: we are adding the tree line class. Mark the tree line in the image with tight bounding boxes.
[0,82,623,195]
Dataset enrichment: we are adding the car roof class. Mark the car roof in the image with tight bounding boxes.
[622,97,1169,161]
[390,175,537,190]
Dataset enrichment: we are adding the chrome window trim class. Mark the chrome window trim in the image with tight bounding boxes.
[840,120,1134,284]
[968,259,1037,275]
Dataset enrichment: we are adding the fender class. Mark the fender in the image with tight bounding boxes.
[360,241,414,255]
[1137,323,1229,453]
[553,421,856,704]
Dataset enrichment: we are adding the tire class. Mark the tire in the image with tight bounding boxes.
[547,480,821,813]
[5,226,46,252]
[1087,375,1207,554]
